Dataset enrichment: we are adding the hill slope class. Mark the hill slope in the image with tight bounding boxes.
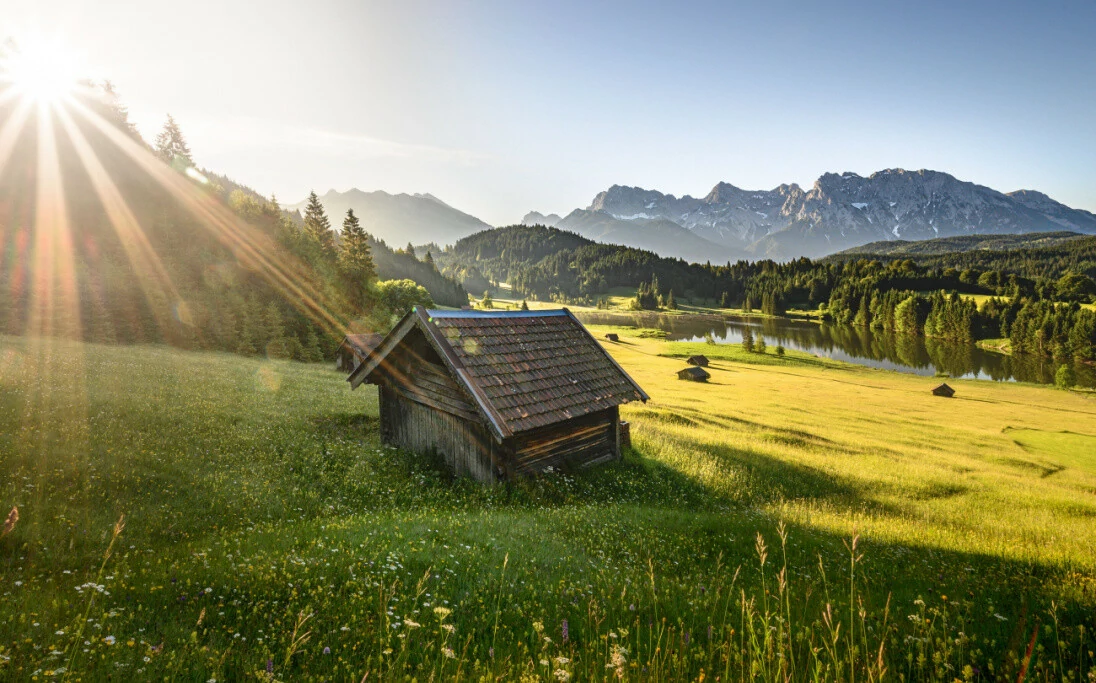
[291,188,493,247]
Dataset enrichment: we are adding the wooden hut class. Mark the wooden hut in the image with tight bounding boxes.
[605,333,619,342]
[687,355,709,367]
[336,333,384,374]
[931,383,955,398]
[678,366,710,382]
[347,308,649,482]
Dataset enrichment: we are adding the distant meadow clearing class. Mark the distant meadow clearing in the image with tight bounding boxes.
[1,330,1095,681]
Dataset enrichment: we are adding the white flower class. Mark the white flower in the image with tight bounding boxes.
[103,636,116,645]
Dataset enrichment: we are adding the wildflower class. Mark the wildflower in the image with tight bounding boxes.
[606,644,628,679]
[323,647,330,655]
[442,647,456,659]
[533,620,544,634]
[404,619,421,628]
[103,636,116,645]
[434,606,452,619]
[554,671,572,681]
[441,623,455,634]
[540,659,549,667]
[266,659,273,674]
[554,656,570,666]
[562,618,569,643]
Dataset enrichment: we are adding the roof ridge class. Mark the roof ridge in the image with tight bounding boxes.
[426,308,569,318]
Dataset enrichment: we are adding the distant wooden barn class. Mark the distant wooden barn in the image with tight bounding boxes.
[932,383,955,398]
[605,333,619,342]
[347,308,649,482]
[687,355,709,367]
[336,333,385,374]
[678,366,710,382]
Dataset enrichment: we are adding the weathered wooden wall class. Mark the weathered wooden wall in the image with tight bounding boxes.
[506,407,619,476]
[379,386,499,482]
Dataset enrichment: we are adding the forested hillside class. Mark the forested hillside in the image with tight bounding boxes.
[0,82,465,359]
[829,232,1096,281]
[443,224,1096,362]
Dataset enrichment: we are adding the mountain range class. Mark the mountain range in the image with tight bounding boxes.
[524,169,1096,261]
[294,169,1096,263]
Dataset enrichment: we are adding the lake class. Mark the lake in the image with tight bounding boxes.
[574,311,1096,389]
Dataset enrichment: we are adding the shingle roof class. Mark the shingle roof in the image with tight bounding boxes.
[349,308,648,439]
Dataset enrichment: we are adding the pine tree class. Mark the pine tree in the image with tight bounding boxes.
[338,209,376,307]
[405,243,416,259]
[666,289,677,310]
[720,292,729,308]
[521,300,529,311]
[741,327,754,353]
[155,115,193,167]
[303,191,334,253]
[423,251,436,269]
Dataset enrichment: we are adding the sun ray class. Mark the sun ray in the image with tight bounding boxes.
[0,96,34,177]
[54,105,185,339]
[68,99,353,340]
[22,101,90,467]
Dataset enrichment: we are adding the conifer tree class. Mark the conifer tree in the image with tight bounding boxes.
[666,289,677,310]
[521,299,529,311]
[303,191,334,253]
[155,114,193,167]
[338,209,376,307]
[741,327,754,353]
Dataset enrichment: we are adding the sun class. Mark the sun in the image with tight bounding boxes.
[1,37,80,104]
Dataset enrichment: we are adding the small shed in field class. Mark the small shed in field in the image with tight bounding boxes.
[605,333,619,342]
[687,355,709,367]
[932,383,955,398]
[347,308,649,482]
[336,333,384,374]
[678,366,710,382]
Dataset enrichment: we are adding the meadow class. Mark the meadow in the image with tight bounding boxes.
[1,331,1095,681]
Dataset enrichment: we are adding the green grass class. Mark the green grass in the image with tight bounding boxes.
[2,334,1095,680]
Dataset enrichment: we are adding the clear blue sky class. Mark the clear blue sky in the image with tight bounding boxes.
[7,0,1096,224]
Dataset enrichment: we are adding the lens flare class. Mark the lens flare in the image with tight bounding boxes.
[1,38,80,104]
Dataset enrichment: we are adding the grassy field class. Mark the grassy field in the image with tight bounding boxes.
[2,333,1095,681]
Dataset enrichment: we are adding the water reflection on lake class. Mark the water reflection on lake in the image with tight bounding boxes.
[574,311,1096,389]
